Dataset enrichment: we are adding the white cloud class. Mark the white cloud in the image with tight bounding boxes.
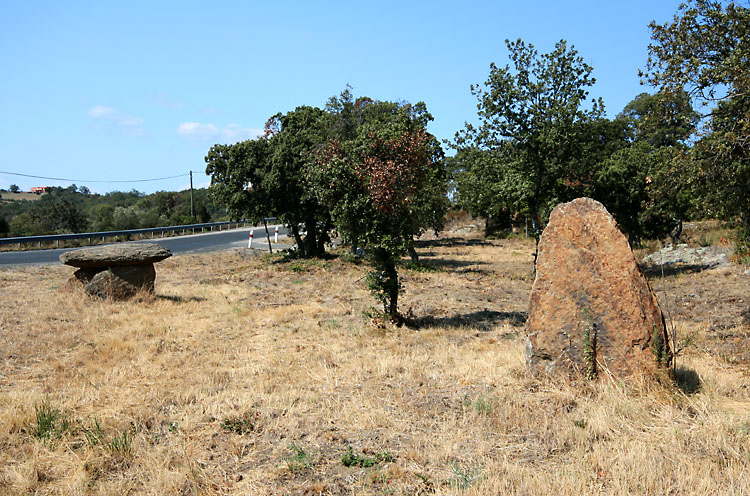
[177,180,211,191]
[120,116,144,127]
[88,105,146,136]
[221,123,263,142]
[154,92,185,110]
[177,122,219,139]
[88,105,117,118]
[177,122,262,143]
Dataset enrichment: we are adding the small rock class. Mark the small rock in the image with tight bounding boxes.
[84,264,156,300]
[642,244,729,269]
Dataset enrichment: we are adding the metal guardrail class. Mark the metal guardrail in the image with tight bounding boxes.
[0,220,252,249]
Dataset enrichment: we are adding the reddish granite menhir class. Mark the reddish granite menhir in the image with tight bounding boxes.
[525,198,671,378]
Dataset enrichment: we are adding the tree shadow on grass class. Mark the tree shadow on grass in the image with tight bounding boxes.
[424,259,490,270]
[416,237,496,248]
[674,365,702,395]
[641,263,722,278]
[413,309,527,331]
[156,294,207,303]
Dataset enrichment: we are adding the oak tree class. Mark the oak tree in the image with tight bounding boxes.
[455,38,604,262]
[643,0,750,254]
[312,96,448,323]
[206,106,332,257]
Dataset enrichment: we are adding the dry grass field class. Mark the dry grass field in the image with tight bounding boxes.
[0,191,44,203]
[0,229,748,495]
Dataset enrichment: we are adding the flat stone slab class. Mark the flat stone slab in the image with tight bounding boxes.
[642,244,730,269]
[60,243,172,268]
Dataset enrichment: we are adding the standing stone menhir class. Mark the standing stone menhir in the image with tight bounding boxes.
[525,198,671,379]
[60,243,172,300]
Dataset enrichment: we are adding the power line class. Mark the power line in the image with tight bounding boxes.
[0,170,194,183]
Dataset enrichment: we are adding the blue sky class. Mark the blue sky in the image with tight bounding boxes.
[0,1,683,194]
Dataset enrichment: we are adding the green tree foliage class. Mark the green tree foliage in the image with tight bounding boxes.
[9,184,20,193]
[592,91,699,244]
[621,91,698,148]
[205,91,447,319]
[311,94,448,323]
[9,213,41,236]
[643,0,748,103]
[0,215,9,236]
[455,38,604,257]
[450,146,514,235]
[91,204,115,231]
[7,192,88,236]
[643,0,750,253]
[205,106,332,257]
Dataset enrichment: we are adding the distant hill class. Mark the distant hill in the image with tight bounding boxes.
[0,186,226,237]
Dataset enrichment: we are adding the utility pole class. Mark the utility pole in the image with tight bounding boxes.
[189,170,194,220]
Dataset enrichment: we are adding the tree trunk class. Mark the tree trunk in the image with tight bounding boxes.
[291,224,305,255]
[385,256,399,324]
[303,218,317,258]
[485,214,493,237]
[316,220,331,256]
[670,218,683,245]
[485,211,511,237]
[371,248,400,324]
[408,246,419,262]
[628,232,642,249]
[530,212,542,279]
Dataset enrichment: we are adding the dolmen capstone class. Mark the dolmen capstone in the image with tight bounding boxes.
[60,243,172,300]
[525,198,671,379]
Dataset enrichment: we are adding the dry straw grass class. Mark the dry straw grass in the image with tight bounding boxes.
[0,232,748,495]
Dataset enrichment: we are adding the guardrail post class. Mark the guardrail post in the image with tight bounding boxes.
[56,240,59,248]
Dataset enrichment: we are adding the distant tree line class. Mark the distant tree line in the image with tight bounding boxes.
[0,185,226,237]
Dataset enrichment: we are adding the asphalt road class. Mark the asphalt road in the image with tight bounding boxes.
[0,225,291,267]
